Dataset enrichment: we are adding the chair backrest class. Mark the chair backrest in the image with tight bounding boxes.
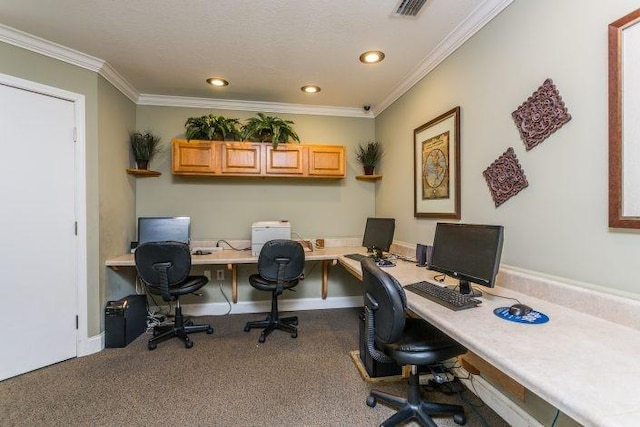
[134,241,192,289]
[361,257,407,345]
[257,239,305,283]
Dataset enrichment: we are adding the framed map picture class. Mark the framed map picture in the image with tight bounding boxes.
[414,107,460,218]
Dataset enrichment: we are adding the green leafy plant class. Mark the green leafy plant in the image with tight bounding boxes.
[129,131,162,169]
[355,141,384,170]
[241,113,301,148]
[184,114,242,141]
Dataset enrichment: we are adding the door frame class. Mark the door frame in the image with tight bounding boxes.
[0,72,89,355]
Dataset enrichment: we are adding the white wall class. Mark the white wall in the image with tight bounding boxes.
[375,0,640,297]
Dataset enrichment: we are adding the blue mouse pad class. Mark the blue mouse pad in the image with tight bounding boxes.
[494,307,549,324]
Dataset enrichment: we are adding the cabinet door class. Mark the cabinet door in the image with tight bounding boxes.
[172,140,218,174]
[221,143,262,174]
[266,145,305,175]
[308,145,345,177]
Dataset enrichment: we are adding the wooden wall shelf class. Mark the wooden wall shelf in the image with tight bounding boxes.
[356,174,382,181]
[126,168,161,177]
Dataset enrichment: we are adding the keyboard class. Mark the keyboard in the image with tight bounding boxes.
[344,253,369,262]
[404,281,481,311]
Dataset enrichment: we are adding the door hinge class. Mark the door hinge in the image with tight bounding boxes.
[76,315,79,330]
[73,127,77,142]
[74,221,78,235]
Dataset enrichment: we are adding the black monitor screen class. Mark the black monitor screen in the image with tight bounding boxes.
[362,217,395,254]
[138,217,191,245]
[429,223,504,295]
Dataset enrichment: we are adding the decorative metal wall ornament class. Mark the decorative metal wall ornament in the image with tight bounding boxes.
[483,147,529,207]
[512,78,571,150]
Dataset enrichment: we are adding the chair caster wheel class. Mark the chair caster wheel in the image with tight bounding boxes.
[148,342,157,351]
[291,331,298,338]
[453,414,466,425]
[366,396,376,407]
[185,340,193,349]
[206,326,214,334]
[258,335,266,343]
[244,325,251,332]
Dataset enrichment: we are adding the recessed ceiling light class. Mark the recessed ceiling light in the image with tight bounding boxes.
[301,85,321,94]
[359,50,385,64]
[206,77,229,87]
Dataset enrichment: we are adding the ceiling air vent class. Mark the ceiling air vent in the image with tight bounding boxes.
[394,0,428,17]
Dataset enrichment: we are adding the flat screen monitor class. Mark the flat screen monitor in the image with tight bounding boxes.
[362,217,395,257]
[429,222,504,296]
[137,217,191,245]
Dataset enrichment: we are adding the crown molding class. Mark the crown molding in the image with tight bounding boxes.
[0,24,104,72]
[137,94,371,118]
[97,62,139,103]
[372,0,514,116]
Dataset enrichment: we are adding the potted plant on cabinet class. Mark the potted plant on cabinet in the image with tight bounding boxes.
[129,131,162,170]
[355,141,383,175]
[241,112,301,149]
[184,114,242,141]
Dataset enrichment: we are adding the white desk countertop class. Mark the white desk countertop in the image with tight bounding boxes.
[338,256,640,427]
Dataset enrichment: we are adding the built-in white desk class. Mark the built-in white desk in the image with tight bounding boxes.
[106,245,365,303]
[338,255,640,427]
[107,243,640,426]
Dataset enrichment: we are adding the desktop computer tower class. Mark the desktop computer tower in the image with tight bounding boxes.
[358,309,402,377]
[105,294,147,348]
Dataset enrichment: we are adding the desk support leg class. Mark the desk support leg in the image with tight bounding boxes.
[321,260,336,299]
[228,263,237,303]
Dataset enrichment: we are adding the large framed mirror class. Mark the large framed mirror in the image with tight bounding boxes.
[609,8,640,228]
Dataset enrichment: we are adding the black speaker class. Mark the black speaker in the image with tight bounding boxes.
[416,244,433,267]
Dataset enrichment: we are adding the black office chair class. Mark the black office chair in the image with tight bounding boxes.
[244,239,305,343]
[361,257,467,426]
[134,241,214,350]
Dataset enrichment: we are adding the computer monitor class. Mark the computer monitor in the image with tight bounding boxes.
[137,217,191,245]
[429,222,504,296]
[362,217,395,258]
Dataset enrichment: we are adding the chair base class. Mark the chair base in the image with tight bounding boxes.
[366,366,466,427]
[244,315,298,343]
[148,306,213,350]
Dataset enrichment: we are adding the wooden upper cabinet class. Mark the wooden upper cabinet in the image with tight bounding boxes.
[172,139,345,178]
[172,139,218,174]
[266,145,305,175]
[221,143,262,174]
[308,145,345,176]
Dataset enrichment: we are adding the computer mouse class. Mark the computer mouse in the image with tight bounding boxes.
[508,303,533,317]
[193,250,211,255]
[377,259,394,267]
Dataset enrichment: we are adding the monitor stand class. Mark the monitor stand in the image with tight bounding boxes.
[367,246,384,261]
[447,280,482,297]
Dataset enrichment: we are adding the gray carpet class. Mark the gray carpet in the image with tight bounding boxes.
[0,308,509,426]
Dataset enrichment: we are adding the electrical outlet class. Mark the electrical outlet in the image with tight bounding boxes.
[216,269,225,281]
[204,270,211,281]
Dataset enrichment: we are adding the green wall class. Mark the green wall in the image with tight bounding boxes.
[135,106,376,240]
[375,0,640,298]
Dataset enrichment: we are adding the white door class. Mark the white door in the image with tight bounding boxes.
[0,83,78,380]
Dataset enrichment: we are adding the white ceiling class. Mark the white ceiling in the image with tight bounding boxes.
[0,0,512,115]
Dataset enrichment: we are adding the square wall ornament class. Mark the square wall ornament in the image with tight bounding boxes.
[512,78,571,150]
[483,147,529,207]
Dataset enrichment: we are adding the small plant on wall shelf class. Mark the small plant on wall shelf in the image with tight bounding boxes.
[184,114,242,141]
[241,113,301,149]
[129,131,162,170]
[355,141,383,175]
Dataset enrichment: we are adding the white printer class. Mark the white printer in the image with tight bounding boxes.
[251,221,291,256]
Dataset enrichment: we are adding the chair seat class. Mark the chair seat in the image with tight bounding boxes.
[146,275,208,299]
[248,273,299,292]
[382,317,466,367]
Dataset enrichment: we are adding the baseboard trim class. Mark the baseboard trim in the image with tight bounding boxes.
[180,295,363,316]
[453,367,542,427]
[78,332,104,356]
